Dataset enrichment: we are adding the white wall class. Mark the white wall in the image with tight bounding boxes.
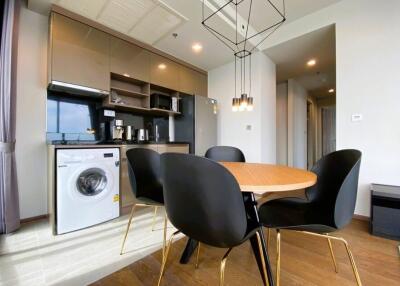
[208,52,276,163]
[262,0,400,216]
[288,79,307,169]
[276,82,288,165]
[15,5,48,219]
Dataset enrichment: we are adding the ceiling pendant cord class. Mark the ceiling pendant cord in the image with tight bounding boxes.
[243,53,246,93]
[240,55,243,95]
[249,53,252,98]
[234,55,237,99]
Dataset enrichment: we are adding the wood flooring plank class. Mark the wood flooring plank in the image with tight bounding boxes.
[92,220,400,286]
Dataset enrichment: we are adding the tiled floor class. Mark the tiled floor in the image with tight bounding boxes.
[0,209,176,286]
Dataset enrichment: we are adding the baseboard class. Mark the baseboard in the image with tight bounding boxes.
[353,214,370,221]
[19,211,370,224]
[20,214,49,224]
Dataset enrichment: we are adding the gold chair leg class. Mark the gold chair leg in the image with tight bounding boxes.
[152,206,159,231]
[162,210,168,258]
[342,239,362,286]
[276,229,281,286]
[220,248,233,286]
[120,204,137,255]
[299,231,362,286]
[256,231,270,286]
[195,242,201,269]
[327,237,338,273]
[157,230,180,286]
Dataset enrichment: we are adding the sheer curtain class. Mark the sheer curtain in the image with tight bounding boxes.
[0,0,20,234]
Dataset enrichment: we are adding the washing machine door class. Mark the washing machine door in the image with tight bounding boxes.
[76,168,108,196]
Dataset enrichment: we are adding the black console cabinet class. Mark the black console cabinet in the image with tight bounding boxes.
[370,184,400,240]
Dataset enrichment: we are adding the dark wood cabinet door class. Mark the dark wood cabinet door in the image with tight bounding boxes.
[110,37,150,82]
[51,13,110,91]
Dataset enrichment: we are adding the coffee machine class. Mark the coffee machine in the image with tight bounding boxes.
[100,119,125,142]
[112,119,124,140]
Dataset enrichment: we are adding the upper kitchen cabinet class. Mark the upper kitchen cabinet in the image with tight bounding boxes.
[50,13,110,92]
[110,37,150,82]
[196,72,208,97]
[179,66,208,97]
[150,53,180,91]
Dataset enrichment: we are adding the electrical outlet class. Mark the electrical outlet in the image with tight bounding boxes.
[104,109,115,117]
[351,114,362,122]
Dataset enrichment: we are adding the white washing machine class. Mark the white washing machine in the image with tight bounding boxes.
[56,148,120,234]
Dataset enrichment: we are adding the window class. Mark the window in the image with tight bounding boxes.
[46,95,99,142]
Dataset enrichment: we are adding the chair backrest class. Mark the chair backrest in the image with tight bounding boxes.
[305,149,362,229]
[205,146,246,162]
[161,153,248,248]
[126,148,163,203]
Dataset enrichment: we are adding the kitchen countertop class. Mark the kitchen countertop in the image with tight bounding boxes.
[48,140,189,148]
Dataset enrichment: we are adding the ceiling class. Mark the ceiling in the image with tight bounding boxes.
[28,0,342,71]
[264,24,336,98]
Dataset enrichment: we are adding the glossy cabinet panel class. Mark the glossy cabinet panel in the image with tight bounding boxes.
[150,53,180,91]
[110,37,150,82]
[179,66,208,97]
[195,71,208,97]
[179,66,196,95]
[51,13,110,91]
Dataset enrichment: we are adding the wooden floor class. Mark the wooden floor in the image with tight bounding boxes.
[92,220,400,286]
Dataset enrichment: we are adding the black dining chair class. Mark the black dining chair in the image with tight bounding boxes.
[205,146,246,162]
[120,148,167,256]
[158,153,268,286]
[258,149,362,286]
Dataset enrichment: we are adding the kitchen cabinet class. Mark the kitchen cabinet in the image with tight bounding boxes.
[150,53,180,91]
[50,13,110,91]
[196,72,208,97]
[110,37,150,82]
[120,144,187,208]
[179,66,208,97]
[179,66,197,95]
[157,144,190,154]
[120,144,158,207]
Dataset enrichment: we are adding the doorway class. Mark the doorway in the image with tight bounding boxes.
[322,107,336,156]
[265,24,336,169]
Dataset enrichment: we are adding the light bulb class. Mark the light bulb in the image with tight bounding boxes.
[246,97,254,111]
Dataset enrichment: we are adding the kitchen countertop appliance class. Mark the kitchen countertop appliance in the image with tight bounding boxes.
[136,129,149,142]
[124,125,134,141]
[112,119,124,141]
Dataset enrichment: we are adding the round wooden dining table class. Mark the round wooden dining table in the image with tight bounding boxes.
[180,162,317,286]
[221,162,317,195]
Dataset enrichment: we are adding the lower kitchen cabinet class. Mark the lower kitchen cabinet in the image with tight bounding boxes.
[120,144,189,208]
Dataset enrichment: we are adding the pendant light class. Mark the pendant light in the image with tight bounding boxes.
[202,0,286,112]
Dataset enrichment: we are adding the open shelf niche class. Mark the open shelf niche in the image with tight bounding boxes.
[150,83,181,114]
[103,73,181,116]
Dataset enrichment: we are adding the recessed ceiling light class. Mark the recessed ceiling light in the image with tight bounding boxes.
[158,63,167,70]
[307,59,317,67]
[123,73,130,77]
[328,88,335,93]
[192,43,203,53]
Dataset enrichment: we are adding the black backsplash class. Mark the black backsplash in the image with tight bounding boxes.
[46,90,169,142]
